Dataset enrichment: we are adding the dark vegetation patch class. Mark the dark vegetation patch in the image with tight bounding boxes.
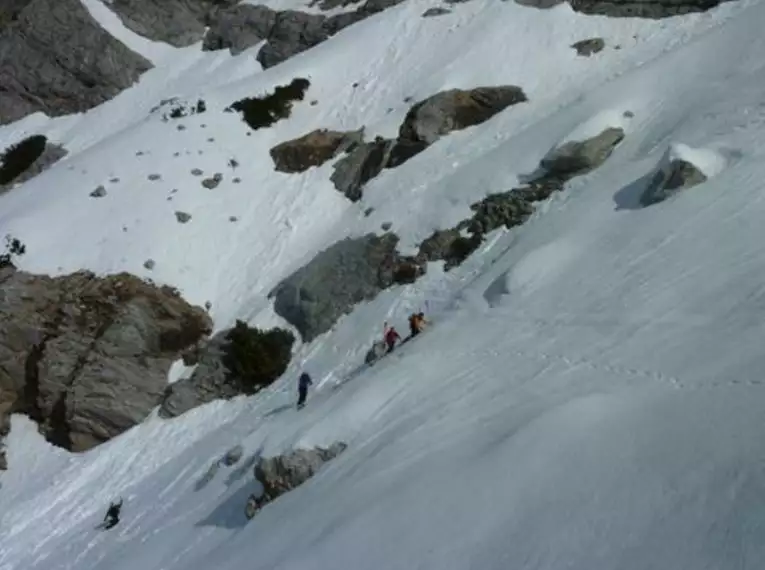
[0,235,26,269]
[222,320,295,394]
[226,78,310,130]
[0,135,47,185]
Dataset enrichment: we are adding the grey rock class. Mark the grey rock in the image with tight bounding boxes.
[232,177,241,184]
[399,86,528,145]
[90,186,107,198]
[330,138,396,201]
[203,4,277,55]
[246,443,347,517]
[106,0,238,47]
[572,37,605,56]
[567,0,733,18]
[175,211,192,223]
[381,221,392,231]
[513,0,564,8]
[310,0,363,9]
[213,172,223,182]
[202,177,220,189]
[540,127,625,178]
[229,215,239,222]
[110,177,120,183]
[0,0,152,125]
[270,128,364,173]
[0,269,211,462]
[222,444,244,466]
[640,157,707,206]
[269,234,399,341]
[143,259,155,270]
[422,6,452,16]
[191,168,204,176]
[148,173,162,181]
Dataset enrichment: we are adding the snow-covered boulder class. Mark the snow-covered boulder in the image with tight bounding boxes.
[571,37,605,56]
[398,86,528,146]
[0,268,211,463]
[246,443,347,518]
[640,144,717,206]
[0,0,151,125]
[270,128,364,174]
[540,127,625,178]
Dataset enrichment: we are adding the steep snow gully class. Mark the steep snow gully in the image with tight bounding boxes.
[2,0,765,568]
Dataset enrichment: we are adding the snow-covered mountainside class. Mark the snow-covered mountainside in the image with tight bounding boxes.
[2,0,765,567]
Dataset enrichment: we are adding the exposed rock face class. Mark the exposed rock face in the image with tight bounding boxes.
[0,267,211,466]
[270,128,364,173]
[330,138,396,201]
[245,443,347,518]
[572,37,605,56]
[270,234,401,341]
[422,6,452,16]
[540,127,625,178]
[159,332,241,418]
[568,0,732,17]
[398,86,527,146]
[640,157,707,206]
[0,0,152,125]
[203,0,406,67]
[0,141,67,192]
[106,0,238,47]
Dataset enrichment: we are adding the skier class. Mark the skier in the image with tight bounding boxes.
[103,498,123,529]
[384,325,401,353]
[408,312,428,338]
[297,372,312,410]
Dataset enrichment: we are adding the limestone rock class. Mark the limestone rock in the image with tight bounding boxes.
[175,211,192,223]
[330,138,396,201]
[245,443,347,517]
[0,269,211,463]
[572,37,605,56]
[90,185,107,198]
[640,155,707,206]
[0,0,152,125]
[422,6,452,16]
[270,128,364,173]
[398,86,528,145]
[540,127,625,178]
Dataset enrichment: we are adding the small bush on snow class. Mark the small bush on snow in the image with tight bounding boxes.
[222,320,295,394]
[0,135,47,185]
[227,78,310,130]
[0,235,26,268]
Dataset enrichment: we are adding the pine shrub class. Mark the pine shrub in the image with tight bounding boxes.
[227,78,310,130]
[0,135,47,185]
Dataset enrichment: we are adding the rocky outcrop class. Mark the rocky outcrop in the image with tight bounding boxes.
[203,0,406,67]
[329,86,527,201]
[0,0,152,125]
[422,6,452,16]
[640,156,707,206]
[270,128,364,173]
[0,267,211,465]
[568,0,732,17]
[330,138,396,201]
[571,37,605,56]
[540,127,625,178]
[270,234,405,341]
[106,0,238,47]
[398,86,527,146]
[161,321,295,417]
[245,443,347,518]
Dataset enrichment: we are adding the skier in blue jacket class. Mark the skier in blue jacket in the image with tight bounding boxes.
[297,372,312,410]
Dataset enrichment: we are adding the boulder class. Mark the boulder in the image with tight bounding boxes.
[269,234,399,341]
[246,443,347,518]
[422,6,452,16]
[540,127,625,178]
[270,128,364,173]
[0,0,152,125]
[398,86,528,145]
[567,0,732,18]
[0,269,211,462]
[330,138,397,201]
[571,37,605,56]
[106,0,238,47]
[222,444,244,466]
[640,157,707,206]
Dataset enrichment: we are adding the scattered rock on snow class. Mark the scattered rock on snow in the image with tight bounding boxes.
[191,168,204,176]
[571,37,605,56]
[640,150,708,206]
[143,259,156,270]
[540,127,625,178]
[90,185,107,198]
[175,211,192,223]
[0,268,211,463]
[566,0,734,18]
[330,138,396,201]
[422,6,451,16]
[201,175,223,189]
[245,443,347,518]
[270,128,364,173]
[148,173,162,181]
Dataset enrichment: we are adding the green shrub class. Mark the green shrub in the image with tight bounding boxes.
[227,78,310,130]
[0,135,47,185]
[0,235,26,269]
[222,320,295,394]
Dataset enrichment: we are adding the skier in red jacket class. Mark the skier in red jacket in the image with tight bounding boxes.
[384,324,401,353]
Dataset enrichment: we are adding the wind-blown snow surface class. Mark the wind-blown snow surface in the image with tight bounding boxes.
[2,0,765,568]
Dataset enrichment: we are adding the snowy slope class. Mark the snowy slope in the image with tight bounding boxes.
[3,0,765,568]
